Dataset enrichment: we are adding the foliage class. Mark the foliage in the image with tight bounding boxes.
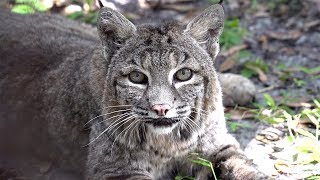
[299,66,320,75]
[244,93,295,124]
[175,176,196,180]
[276,64,319,89]
[11,0,48,14]
[227,121,251,132]
[220,19,248,50]
[240,58,269,78]
[175,153,217,180]
[250,0,290,11]
[277,100,320,178]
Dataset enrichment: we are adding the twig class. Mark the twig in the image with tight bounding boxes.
[258,85,280,93]
[220,44,248,57]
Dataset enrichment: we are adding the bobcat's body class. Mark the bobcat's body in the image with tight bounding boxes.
[0,5,266,180]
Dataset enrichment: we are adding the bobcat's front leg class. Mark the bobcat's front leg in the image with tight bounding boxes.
[86,137,153,180]
[86,156,153,180]
[211,145,268,180]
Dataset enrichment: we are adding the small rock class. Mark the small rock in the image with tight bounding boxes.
[63,4,82,15]
[219,73,256,107]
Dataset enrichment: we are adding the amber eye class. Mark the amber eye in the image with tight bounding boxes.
[174,68,193,81]
[128,71,148,84]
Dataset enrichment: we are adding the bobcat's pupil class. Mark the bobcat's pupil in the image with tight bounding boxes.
[129,71,148,84]
[175,68,193,81]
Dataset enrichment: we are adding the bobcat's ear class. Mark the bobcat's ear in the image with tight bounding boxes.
[184,4,224,59]
[97,7,136,50]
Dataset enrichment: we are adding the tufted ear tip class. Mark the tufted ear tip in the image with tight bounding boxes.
[204,3,224,18]
[97,7,136,49]
[97,0,104,8]
[184,4,224,59]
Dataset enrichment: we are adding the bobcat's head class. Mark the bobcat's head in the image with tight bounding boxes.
[97,5,224,135]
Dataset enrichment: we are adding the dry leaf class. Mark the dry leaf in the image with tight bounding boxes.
[259,34,268,50]
[225,109,256,120]
[267,30,302,40]
[219,58,236,72]
[245,65,268,82]
[220,44,248,57]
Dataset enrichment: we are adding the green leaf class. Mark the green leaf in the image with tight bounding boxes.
[175,176,196,180]
[220,19,247,50]
[237,50,252,59]
[11,4,35,14]
[67,12,84,20]
[190,158,212,167]
[307,176,320,180]
[263,93,276,108]
[240,68,256,78]
[303,111,319,127]
[15,0,48,11]
[314,99,320,108]
[227,121,251,132]
[296,129,316,140]
[300,66,320,74]
[287,135,295,142]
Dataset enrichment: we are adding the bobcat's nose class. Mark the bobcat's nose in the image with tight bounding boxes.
[152,104,171,116]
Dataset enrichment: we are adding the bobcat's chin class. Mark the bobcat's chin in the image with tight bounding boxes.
[145,118,180,134]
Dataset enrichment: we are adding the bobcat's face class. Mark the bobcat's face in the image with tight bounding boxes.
[98,6,224,135]
[111,41,205,134]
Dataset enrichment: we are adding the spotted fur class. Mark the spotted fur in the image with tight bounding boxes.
[87,5,268,180]
[0,5,268,180]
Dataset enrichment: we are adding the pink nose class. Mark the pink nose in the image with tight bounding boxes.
[152,104,171,116]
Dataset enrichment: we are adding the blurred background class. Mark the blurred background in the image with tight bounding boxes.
[1,0,320,179]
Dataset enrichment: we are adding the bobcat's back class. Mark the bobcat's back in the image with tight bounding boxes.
[0,9,99,178]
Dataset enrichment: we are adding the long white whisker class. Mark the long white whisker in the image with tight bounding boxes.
[85,109,131,126]
[102,105,132,110]
[90,113,129,127]
[110,118,137,154]
[85,114,132,145]
[181,119,193,134]
[109,116,135,138]
[124,120,140,146]
[186,116,201,130]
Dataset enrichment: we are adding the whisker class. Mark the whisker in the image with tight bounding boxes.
[109,116,135,138]
[85,114,133,146]
[123,120,140,146]
[110,118,137,154]
[181,119,193,134]
[186,116,201,130]
[102,105,132,110]
[84,109,131,126]
[89,113,129,128]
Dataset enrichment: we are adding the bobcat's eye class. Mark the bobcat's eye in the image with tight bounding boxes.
[128,71,148,84]
[174,68,193,81]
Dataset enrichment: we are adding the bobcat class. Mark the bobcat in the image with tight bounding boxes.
[0,4,266,180]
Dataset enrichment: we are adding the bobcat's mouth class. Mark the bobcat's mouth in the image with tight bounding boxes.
[145,118,180,127]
